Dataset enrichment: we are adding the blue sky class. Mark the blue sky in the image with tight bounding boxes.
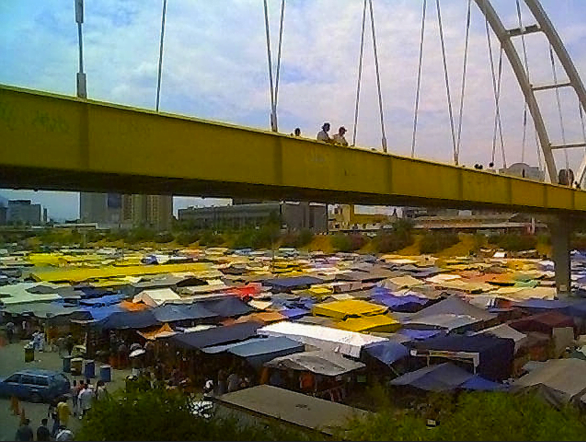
[2,0,586,220]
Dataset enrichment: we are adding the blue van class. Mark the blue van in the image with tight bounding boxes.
[0,369,70,403]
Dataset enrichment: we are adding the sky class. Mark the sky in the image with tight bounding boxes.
[2,0,586,220]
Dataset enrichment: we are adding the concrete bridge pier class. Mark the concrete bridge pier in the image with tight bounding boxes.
[549,215,572,296]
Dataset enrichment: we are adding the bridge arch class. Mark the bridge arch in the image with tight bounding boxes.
[474,0,586,185]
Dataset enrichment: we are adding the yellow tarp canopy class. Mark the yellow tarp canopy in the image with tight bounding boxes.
[337,314,401,333]
[30,262,211,283]
[312,299,388,320]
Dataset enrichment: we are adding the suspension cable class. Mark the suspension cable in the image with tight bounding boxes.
[274,0,285,110]
[436,0,458,164]
[455,0,472,163]
[485,15,506,167]
[155,0,168,112]
[515,0,531,163]
[352,0,368,147]
[369,0,387,152]
[410,0,427,157]
[495,48,507,168]
[549,45,570,171]
[263,0,277,131]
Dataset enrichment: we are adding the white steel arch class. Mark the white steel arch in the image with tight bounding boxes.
[474,0,586,184]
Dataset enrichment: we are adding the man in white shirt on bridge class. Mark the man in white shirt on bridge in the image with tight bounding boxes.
[317,122,331,142]
[332,126,348,146]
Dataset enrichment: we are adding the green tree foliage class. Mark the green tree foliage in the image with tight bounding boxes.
[373,219,414,253]
[154,232,174,243]
[280,229,314,249]
[488,233,537,251]
[175,231,200,246]
[76,387,315,441]
[331,233,368,252]
[198,230,224,247]
[127,227,156,244]
[420,231,459,254]
[344,392,586,441]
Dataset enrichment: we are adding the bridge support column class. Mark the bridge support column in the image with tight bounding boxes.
[549,215,572,296]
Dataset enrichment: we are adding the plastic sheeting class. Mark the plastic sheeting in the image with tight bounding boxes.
[412,334,515,381]
[203,336,304,368]
[170,321,262,350]
[265,350,365,376]
[410,296,495,322]
[312,299,388,320]
[152,303,218,323]
[363,341,409,365]
[263,276,324,292]
[200,297,252,317]
[98,309,159,329]
[258,321,386,358]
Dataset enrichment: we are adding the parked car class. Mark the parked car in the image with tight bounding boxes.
[0,369,70,403]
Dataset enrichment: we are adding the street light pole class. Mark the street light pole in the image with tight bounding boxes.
[75,0,87,98]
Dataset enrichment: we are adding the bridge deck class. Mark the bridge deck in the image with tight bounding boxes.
[1,84,586,215]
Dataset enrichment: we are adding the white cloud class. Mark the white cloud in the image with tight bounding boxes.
[2,0,586,219]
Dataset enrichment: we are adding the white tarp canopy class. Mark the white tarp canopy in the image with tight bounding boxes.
[512,358,586,406]
[257,321,385,358]
[132,288,182,307]
[0,283,61,306]
[265,350,365,376]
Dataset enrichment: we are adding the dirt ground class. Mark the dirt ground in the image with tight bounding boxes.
[0,340,130,441]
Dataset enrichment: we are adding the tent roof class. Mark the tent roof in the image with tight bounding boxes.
[312,299,388,320]
[265,350,365,376]
[200,296,252,317]
[337,314,400,333]
[513,358,586,403]
[405,313,480,331]
[391,362,473,391]
[411,296,495,322]
[152,303,218,323]
[258,321,386,358]
[363,340,409,365]
[263,276,324,290]
[98,309,159,329]
[137,323,177,340]
[132,288,181,307]
[169,321,262,350]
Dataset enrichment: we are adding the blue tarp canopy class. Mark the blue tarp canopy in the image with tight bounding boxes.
[371,293,429,313]
[200,297,252,317]
[79,294,124,307]
[363,341,409,365]
[202,336,304,368]
[152,303,218,323]
[516,298,569,310]
[169,321,262,350]
[263,276,324,292]
[279,308,309,319]
[97,309,159,329]
[83,304,124,321]
[399,329,442,341]
[412,334,515,381]
[391,362,506,392]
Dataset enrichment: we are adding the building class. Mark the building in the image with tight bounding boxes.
[80,192,122,225]
[80,192,172,230]
[329,204,397,232]
[126,194,173,231]
[178,201,327,233]
[0,206,7,225]
[6,200,42,225]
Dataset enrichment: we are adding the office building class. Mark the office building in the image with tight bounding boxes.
[178,201,327,233]
[7,200,42,225]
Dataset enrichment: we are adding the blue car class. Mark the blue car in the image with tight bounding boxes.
[0,369,70,403]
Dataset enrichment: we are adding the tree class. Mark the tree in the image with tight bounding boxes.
[76,387,316,441]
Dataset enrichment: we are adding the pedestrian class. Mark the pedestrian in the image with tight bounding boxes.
[332,126,348,146]
[36,418,51,442]
[65,333,74,356]
[227,371,241,393]
[21,319,28,339]
[6,320,15,343]
[317,122,331,142]
[70,380,78,416]
[78,383,95,418]
[292,127,301,137]
[57,396,71,428]
[96,380,108,401]
[55,425,74,441]
[118,341,129,369]
[216,369,227,395]
[15,418,33,441]
[48,397,60,437]
[10,394,20,415]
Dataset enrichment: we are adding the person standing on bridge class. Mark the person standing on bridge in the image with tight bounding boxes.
[332,126,348,146]
[317,122,331,142]
[291,127,301,137]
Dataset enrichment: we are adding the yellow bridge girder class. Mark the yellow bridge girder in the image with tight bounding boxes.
[1,84,586,215]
